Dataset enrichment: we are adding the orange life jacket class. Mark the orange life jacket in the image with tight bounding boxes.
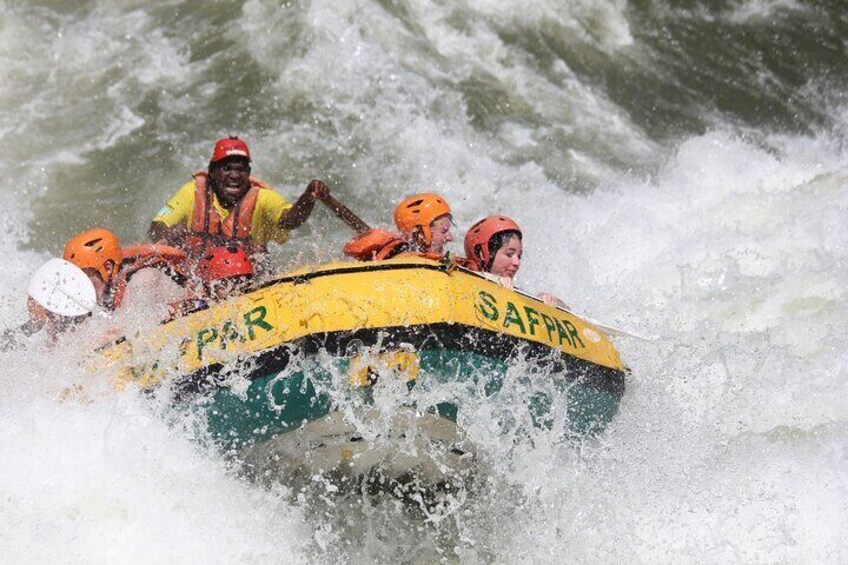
[447,255,480,270]
[183,172,269,257]
[343,228,410,261]
[343,229,479,267]
[106,244,188,310]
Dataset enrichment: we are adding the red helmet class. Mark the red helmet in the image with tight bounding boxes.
[198,246,254,282]
[464,215,522,269]
[393,193,451,246]
[63,228,123,283]
[210,136,251,164]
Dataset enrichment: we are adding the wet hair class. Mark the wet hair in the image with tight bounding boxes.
[485,230,522,271]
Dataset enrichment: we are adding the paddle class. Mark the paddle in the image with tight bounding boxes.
[28,258,98,316]
[316,191,653,341]
[319,193,371,234]
[460,267,656,342]
[525,292,656,341]
[562,313,656,342]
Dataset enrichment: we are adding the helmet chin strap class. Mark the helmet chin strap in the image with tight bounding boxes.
[472,245,491,271]
[483,254,495,273]
[410,227,428,252]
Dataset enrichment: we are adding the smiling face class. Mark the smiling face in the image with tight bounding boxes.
[210,157,251,208]
[488,234,522,279]
[427,214,454,254]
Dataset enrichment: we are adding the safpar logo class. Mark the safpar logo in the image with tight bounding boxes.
[474,290,585,349]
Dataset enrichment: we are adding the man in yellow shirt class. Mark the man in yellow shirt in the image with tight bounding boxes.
[149,136,329,257]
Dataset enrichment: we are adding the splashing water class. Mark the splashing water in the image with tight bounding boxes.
[1,1,846,563]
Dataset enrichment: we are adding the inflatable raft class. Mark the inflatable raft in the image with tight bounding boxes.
[98,257,626,490]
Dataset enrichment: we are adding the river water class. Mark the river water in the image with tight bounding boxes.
[1,1,846,563]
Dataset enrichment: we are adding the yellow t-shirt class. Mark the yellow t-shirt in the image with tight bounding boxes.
[153,179,293,247]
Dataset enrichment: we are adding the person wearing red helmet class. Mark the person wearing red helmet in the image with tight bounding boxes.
[170,246,256,316]
[464,215,568,308]
[148,136,330,260]
[197,246,255,301]
[464,215,523,277]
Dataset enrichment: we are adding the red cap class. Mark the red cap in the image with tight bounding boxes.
[198,246,254,282]
[210,136,251,164]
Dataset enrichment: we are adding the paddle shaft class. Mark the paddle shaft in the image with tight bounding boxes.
[456,266,655,341]
[316,194,653,340]
[320,194,370,234]
[514,287,654,341]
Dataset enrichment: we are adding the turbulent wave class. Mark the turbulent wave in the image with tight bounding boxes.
[0,1,846,563]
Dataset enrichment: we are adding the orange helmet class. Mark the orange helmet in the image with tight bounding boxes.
[63,228,123,282]
[393,193,451,245]
[198,246,254,282]
[464,215,522,270]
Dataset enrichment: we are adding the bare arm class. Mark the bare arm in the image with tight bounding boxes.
[148,221,188,246]
[278,179,330,230]
[121,268,185,320]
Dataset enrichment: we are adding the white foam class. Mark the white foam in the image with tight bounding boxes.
[0,1,846,562]
[0,348,309,564]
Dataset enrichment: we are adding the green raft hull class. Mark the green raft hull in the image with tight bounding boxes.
[102,259,627,485]
[200,348,622,453]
